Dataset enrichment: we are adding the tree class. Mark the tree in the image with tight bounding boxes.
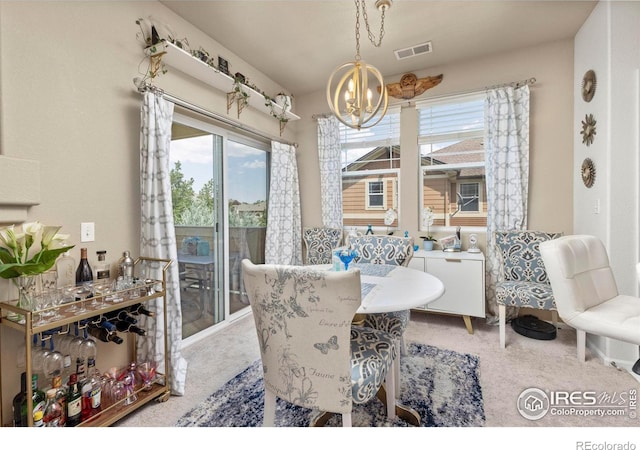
[170,161,195,223]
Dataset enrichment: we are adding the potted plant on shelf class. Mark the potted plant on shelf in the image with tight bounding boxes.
[421,206,436,251]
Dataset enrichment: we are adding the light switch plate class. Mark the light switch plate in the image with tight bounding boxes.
[81,222,95,242]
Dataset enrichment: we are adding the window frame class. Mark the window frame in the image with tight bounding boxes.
[417,92,487,232]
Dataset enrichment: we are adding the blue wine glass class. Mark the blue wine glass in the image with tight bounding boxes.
[338,249,358,271]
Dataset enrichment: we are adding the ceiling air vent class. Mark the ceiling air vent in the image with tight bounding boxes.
[394,41,432,60]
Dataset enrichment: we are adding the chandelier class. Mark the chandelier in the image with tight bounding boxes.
[326,0,391,130]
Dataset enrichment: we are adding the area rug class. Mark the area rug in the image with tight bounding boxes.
[175,342,485,427]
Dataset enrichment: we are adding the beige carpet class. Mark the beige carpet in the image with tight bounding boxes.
[115,311,639,428]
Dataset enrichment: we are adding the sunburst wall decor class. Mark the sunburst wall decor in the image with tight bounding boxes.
[580,114,597,146]
[581,158,596,188]
[582,70,597,102]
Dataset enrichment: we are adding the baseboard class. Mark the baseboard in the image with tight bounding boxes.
[587,341,640,382]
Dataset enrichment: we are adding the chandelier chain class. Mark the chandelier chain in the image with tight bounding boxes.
[360,0,386,48]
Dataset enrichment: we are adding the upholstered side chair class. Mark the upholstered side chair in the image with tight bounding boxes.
[346,234,414,397]
[540,235,640,368]
[302,227,343,265]
[241,259,396,427]
[495,230,562,348]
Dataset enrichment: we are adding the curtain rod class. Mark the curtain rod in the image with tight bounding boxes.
[135,81,298,148]
[313,77,536,116]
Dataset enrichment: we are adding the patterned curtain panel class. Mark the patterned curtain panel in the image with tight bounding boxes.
[139,91,188,395]
[484,85,530,324]
[265,142,303,265]
[317,116,343,228]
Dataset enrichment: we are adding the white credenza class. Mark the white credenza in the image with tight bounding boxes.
[408,249,485,334]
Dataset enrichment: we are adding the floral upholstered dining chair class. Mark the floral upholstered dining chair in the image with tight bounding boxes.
[241,259,396,426]
[346,234,414,398]
[302,227,342,265]
[495,230,562,348]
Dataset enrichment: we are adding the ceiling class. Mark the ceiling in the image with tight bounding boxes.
[161,0,597,96]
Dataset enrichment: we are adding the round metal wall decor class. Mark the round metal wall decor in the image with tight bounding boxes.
[581,70,597,102]
[580,113,597,146]
[581,157,596,188]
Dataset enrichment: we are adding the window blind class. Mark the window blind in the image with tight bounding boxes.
[339,106,401,149]
[417,93,484,145]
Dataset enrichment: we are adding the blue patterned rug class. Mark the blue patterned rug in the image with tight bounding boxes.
[175,342,485,427]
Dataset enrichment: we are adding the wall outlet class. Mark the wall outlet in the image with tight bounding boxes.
[81,222,95,242]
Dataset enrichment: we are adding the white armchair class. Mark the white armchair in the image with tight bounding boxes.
[539,235,640,370]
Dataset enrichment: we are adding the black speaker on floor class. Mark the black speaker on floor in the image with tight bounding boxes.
[511,315,557,340]
[632,358,640,375]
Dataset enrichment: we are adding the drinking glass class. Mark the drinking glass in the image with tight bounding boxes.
[93,280,113,309]
[49,288,64,320]
[136,360,157,391]
[32,293,51,326]
[74,283,93,313]
[337,249,358,271]
[62,285,79,313]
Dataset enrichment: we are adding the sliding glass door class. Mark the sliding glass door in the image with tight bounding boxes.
[170,114,268,340]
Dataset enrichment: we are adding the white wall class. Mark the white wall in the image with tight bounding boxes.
[574,1,640,366]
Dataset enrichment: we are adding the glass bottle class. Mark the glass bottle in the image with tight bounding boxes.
[23,374,46,427]
[12,372,27,427]
[56,247,76,289]
[129,303,155,317]
[118,251,134,280]
[76,247,94,285]
[87,325,124,345]
[43,388,62,427]
[94,250,111,281]
[81,356,101,421]
[51,372,67,427]
[114,321,147,336]
[65,374,82,427]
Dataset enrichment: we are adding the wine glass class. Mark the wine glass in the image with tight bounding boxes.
[337,249,358,271]
[32,292,51,326]
[74,282,93,313]
[49,288,64,320]
[136,360,157,391]
[93,280,113,309]
[62,285,79,313]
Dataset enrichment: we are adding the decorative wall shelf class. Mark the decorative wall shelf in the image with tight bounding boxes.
[146,41,300,133]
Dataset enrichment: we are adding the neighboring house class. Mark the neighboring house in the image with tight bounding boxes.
[342,139,487,228]
[422,137,487,228]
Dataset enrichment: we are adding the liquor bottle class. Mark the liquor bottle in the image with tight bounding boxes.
[51,373,67,427]
[12,372,27,427]
[43,389,63,427]
[22,374,46,427]
[94,250,111,281]
[114,321,147,336]
[76,247,94,285]
[81,357,101,421]
[87,325,124,345]
[56,247,76,289]
[65,374,82,427]
[129,303,155,317]
[118,251,134,279]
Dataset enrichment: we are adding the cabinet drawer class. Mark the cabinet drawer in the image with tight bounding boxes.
[425,257,485,317]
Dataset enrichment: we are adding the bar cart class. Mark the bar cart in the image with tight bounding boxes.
[0,257,172,427]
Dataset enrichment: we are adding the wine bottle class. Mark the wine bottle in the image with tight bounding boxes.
[129,303,155,317]
[104,309,138,325]
[65,374,82,427]
[114,321,147,336]
[12,372,27,427]
[87,325,124,344]
[92,316,117,332]
[75,248,94,285]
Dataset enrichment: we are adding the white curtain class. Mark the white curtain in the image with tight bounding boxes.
[317,116,343,228]
[139,91,188,395]
[484,85,530,324]
[265,142,303,265]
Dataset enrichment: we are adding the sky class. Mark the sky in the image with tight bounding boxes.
[169,135,267,204]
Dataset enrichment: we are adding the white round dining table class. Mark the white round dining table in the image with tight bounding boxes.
[315,262,445,313]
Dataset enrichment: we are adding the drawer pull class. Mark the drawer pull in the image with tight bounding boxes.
[445,258,462,263]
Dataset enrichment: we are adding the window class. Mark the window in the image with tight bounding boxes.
[367,180,384,208]
[340,107,401,227]
[417,93,487,229]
